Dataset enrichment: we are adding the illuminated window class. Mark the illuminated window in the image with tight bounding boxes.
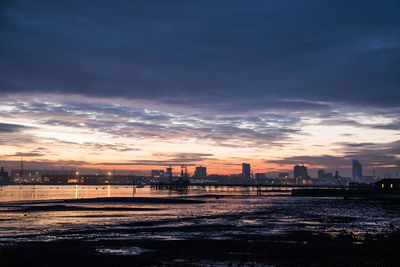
[382,184,384,188]
[390,184,393,188]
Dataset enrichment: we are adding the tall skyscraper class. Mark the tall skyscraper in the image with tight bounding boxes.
[352,160,362,179]
[294,164,309,183]
[242,163,251,179]
[194,166,207,178]
[166,166,173,182]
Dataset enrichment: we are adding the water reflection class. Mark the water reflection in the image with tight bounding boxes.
[0,193,399,245]
[0,185,290,202]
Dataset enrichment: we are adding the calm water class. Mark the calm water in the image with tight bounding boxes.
[0,185,289,202]
[0,185,399,251]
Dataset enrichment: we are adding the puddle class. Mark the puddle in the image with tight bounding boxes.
[96,246,152,255]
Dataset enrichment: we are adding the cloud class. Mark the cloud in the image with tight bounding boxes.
[0,1,399,108]
[0,122,37,145]
[3,96,303,147]
[0,122,29,133]
[80,142,140,152]
[11,152,44,157]
[267,140,400,176]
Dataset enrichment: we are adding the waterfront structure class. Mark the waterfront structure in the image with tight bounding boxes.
[242,163,251,179]
[352,160,363,180]
[294,164,309,184]
[151,170,164,178]
[278,172,289,179]
[10,169,76,183]
[375,179,400,192]
[194,166,207,178]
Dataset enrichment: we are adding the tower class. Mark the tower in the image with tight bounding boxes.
[352,160,362,180]
[166,166,173,183]
[242,163,251,180]
[19,156,24,183]
[294,163,309,184]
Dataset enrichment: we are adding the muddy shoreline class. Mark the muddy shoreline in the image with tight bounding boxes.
[1,196,399,266]
[1,230,399,266]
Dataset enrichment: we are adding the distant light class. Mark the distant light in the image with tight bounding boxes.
[108,172,111,176]
[76,171,79,176]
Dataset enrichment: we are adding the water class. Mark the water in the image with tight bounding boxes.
[0,185,290,202]
[0,185,399,248]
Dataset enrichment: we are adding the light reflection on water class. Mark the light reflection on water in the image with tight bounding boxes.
[0,185,288,202]
[0,185,399,245]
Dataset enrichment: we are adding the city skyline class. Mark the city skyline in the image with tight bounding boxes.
[0,1,399,177]
[1,158,398,179]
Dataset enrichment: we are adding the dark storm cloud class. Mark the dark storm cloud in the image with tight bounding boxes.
[1,0,399,109]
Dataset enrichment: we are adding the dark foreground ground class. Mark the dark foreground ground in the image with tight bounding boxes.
[1,196,400,266]
[1,230,400,266]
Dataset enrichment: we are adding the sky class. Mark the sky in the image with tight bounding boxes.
[0,0,399,177]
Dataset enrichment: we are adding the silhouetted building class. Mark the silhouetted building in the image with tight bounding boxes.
[11,169,75,183]
[352,160,363,180]
[166,166,173,182]
[278,172,289,179]
[294,164,309,183]
[0,167,9,184]
[255,173,266,179]
[242,163,251,179]
[151,170,164,178]
[194,166,207,178]
[317,169,325,179]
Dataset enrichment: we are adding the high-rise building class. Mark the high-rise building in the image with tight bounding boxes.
[194,166,207,178]
[242,163,251,179]
[352,160,362,179]
[317,169,325,179]
[294,164,309,183]
[166,166,173,182]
